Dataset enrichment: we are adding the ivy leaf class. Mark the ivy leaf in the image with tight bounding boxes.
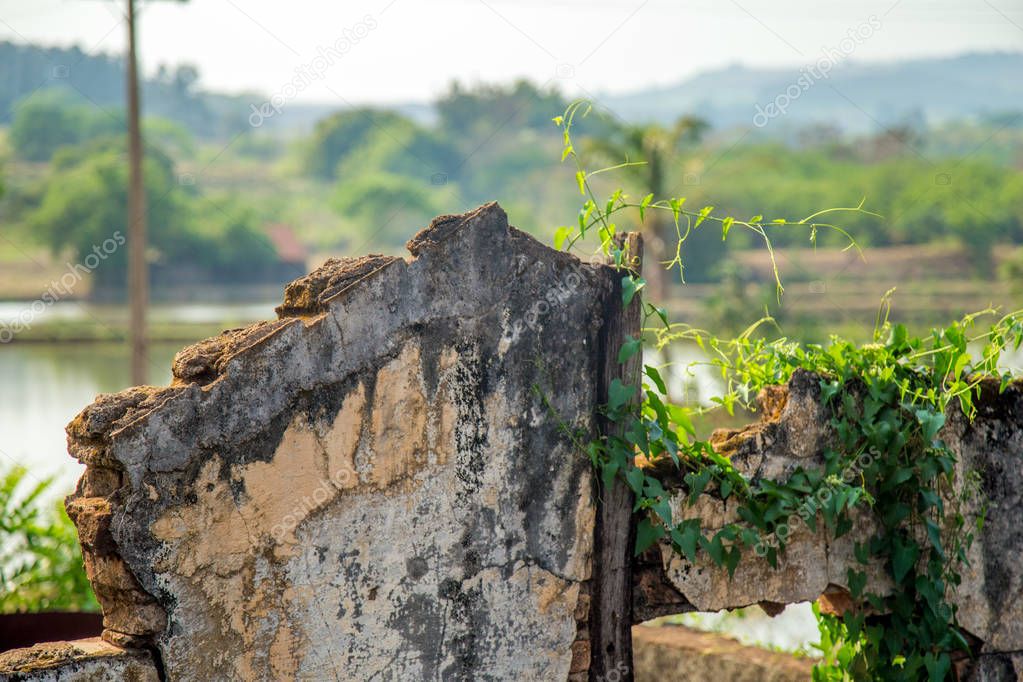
[924,652,951,682]
[685,469,712,502]
[669,197,684,223]
[724,545,741,579]
[854,541,870,565]
[891,537,920,584]
[667,404,696,438]
[618,336,642,364]
[646,304,670,329]
[674,520,701,563]
[765,546,778,569]
[622,275,645,306]
[635,517,666,556]
[625,465,646,494]
[699,533,725,566]
[644,365,668,395]
[639,193,654,221]
[835,513,853,538]
[575,170,586,195]
[601,458,619,490]
[607,378,635,413]
[694,205,714,228]
[553,226,572,251]
[847,568,867,599]
[625,418,649,452]
[652,498,673,527]
[721,216,734,241]
[925,519,945,559]
[919,489,943,514]
[915,408,946,444]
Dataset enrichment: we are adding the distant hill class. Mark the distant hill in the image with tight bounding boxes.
[598,52,1023,131]
[3,40,1020,139]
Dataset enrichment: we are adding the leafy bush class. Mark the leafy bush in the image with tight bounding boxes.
[0,466,98,613]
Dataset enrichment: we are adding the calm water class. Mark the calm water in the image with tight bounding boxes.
[0,300,280,495]
[0,343,179,494]
[0,301,276,327]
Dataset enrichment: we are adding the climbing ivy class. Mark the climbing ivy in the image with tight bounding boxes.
[552,102,1023,681]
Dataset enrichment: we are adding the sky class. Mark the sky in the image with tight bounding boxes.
[0,0,1021,104]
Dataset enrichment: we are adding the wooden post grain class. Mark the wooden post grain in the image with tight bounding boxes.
[590,232,643,681]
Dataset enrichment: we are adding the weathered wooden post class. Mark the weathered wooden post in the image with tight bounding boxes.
[590,232,643,682]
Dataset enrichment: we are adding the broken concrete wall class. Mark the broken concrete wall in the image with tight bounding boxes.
[6,202,1023,681]
[638,369,1023,680]
[51,203,616,680]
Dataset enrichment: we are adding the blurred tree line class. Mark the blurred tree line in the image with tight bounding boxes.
[0,41,247,138]
[1,52,1021,299]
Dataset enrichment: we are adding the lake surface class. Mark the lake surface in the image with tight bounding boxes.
[0,343,180,494]
[0,300,277,327]
[0,300,281,496]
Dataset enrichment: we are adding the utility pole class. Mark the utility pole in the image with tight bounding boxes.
[126,0,148,385]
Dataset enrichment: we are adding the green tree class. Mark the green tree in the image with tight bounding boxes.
[304,108,409,180]
[29,135,288,291]
[332,172,448,250]
[336,120,460,183]
[194,199,280,281]
[10,89,123,162]
[437,80,568,135]
[29,138,195,289]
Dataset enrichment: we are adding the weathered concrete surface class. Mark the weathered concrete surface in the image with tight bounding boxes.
[61,203,615,680]
[632,625,814,682]
[0,638,159,681]
[642,369,1023,679]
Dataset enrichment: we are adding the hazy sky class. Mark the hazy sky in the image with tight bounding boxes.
[1,0,1021,104]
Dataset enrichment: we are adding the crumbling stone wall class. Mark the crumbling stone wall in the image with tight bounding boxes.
[3,202,1023,681]
[43,204,617,680]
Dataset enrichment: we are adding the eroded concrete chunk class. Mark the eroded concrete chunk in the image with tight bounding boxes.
[62,203,614,681]
[0,638,159,681]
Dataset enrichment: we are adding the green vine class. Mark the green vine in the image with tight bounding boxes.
[552,102,1023,681]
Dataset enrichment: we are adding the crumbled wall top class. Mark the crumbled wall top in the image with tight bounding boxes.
[62,203,614,681]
